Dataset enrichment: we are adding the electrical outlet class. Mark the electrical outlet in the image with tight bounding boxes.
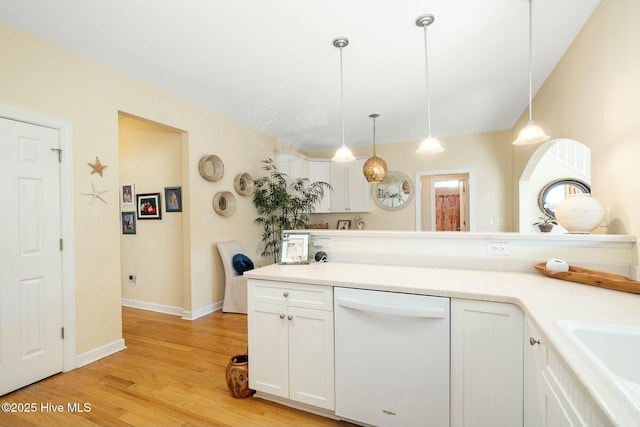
[487,242,510,256]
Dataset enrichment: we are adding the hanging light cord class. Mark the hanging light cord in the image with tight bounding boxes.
[339,43,346,147]
[422,23,432,136]
[527,0,534,122]
[372,115,377,156]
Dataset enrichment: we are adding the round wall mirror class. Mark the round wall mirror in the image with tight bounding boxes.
[538,178,590,218]
[372,171,415,211]
[198,155,224,182]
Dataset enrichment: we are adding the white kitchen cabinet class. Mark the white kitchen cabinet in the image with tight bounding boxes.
[308,160,331,213]
[451,299,524,427]
[330,158,371,212]
[524,318,611,427]
[275,152,309,182]
[247,280,334,411]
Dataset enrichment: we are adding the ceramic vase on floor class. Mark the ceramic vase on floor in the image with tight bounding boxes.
[555,194,605,234]
[225,354,255,398]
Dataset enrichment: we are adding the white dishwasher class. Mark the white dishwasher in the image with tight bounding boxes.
[334,287,450,427]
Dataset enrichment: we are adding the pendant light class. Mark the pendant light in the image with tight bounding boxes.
[415,14,444,154]
[513,0,550,145]
[363,113,388,183]
[332,37,355,162]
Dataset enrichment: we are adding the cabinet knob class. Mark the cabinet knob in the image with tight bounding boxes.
[288,315,293,320]
[529,337,540,346]
[279,314,285,319]
[283,291,289,297]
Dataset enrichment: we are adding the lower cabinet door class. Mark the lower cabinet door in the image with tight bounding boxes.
[451,299,524,427]
[288,306,335,410]
[248,302,289,398]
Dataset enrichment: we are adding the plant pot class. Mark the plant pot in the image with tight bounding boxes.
[538,223,553,233]
[225,354,255,398]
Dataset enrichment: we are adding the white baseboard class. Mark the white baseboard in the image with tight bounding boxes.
[182,301,222,320]
[76,338,126,368]
[121,298,183,316]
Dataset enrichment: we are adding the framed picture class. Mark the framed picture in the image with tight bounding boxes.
[280,232,311,265]
[121,183,134,205]
[121,211,136,235]
[164,186,182,212]
[136,193,162,220]
[337,220,351,230]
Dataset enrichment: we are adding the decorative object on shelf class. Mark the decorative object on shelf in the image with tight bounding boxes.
[534,262,640,295]
[415,14,444,154]
[363,113,388,183]
[164,186,182,212]
[538,178,590,219]
[213,191,236,216]
[372,170,415,211]
[554,193,605,234]
[337,220,351,230]
[354,216,365,230]
[121,183,134,205]
[234,172,254,196]
[198,155,224,182]
[314,251,328,263]
[331,37,355,162]
[545,258,569,273]
[533,212,558,232]
[513,0,550,145]
[87,156,107,177]
[225,354,255,399]
[81,182,109,206]
[121,211,136,235]
[253,158,331,263]
[136,193,162,219]
[280,232,311,265]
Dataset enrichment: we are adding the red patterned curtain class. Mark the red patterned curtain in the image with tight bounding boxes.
[435,194,460,231]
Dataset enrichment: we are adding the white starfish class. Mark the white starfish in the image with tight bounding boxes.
[81,182,109,206]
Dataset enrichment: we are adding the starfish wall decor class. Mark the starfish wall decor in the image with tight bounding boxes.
[88,157,107,176]
[81,182,109,206]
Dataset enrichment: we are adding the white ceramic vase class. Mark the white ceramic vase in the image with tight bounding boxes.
[554,194,605,234]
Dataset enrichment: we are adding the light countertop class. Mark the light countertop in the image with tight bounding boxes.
[246,262,640,427]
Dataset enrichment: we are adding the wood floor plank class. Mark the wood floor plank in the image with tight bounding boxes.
[1,307,351,427]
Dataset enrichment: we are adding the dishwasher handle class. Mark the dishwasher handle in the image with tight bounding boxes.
[336,297,446,319]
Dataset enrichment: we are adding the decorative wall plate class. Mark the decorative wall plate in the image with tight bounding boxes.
[198,155,224,182]
[213,191,236,216]
[234,172,254,196]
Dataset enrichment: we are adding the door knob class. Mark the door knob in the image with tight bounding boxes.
[279,314,285,319]
[283,291,289,297]
[288,315,293,320]
[529,337,540,346]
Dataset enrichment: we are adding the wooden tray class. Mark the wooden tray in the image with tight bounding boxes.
[534,262,640,295]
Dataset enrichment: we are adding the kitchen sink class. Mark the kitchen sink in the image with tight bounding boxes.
[557,320,640,418]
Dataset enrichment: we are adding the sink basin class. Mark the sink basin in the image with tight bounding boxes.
[557,320,640,418]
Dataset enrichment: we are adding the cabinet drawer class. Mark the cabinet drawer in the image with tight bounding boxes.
[248,280,333,311]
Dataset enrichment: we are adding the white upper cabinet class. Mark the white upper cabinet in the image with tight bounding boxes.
[308,160,331,213]
[330,159,371,213]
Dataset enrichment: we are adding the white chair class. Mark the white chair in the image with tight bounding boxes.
[216,240,249,314]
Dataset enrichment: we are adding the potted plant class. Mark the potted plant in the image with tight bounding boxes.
[533,212,558,233]
[253,158,331,263]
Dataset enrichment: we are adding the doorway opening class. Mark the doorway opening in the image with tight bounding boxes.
[416,170,474,232]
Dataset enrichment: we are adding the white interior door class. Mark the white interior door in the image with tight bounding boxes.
[0,118,64,395]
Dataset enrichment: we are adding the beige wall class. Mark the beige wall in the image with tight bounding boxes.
[512,0,640,262]
[309,130,513,232]
[0,23,278,354]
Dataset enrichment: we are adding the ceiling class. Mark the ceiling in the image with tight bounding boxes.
[0,0,600,152]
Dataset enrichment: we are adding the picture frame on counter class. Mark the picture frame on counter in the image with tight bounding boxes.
[280,232,310,265]
[337,220,351,230]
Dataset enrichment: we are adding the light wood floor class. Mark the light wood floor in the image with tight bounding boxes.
[1,307,351,426]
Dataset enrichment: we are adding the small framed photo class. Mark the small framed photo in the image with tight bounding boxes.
[136,193,162,220]
[164,186,182,212]
[121,211,136,235]
[337,220,351,230]
[121,183,134,205]
[280,232,311,265]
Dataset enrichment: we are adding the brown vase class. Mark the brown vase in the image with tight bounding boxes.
[538,223,553,233]
[225,354,255,398]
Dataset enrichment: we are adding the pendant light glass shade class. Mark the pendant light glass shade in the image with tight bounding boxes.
[415,14,444,154]
[363,113,388,183]
[331,37,355,162]
[513,0,550,146]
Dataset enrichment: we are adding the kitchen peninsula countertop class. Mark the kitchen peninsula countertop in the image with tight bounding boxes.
[245,262,640,427]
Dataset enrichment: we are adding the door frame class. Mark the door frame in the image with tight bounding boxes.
[415,168,475,232]
[0,104,77,372]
